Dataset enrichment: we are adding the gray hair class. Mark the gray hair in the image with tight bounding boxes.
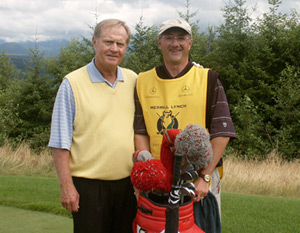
[93,19,131,45]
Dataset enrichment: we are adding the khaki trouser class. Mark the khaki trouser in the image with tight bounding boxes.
[209,167,221,216]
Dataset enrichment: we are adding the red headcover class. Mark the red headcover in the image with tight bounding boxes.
[160,129,181,192]
[131,159,168,192]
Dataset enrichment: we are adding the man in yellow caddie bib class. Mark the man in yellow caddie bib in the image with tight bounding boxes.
[134,18,236,225]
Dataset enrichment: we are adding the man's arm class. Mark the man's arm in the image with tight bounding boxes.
[201,136,229,175]
[194,136,230,201]
[52,148,79,213]
[134,134,150,151]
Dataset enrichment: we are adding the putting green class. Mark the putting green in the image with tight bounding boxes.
[0,205,72,233]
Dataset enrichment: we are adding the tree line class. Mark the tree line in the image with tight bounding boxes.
[0,0,299,160]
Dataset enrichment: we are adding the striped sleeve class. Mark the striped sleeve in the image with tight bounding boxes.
[48,78,75,150]
[209,78,236,139]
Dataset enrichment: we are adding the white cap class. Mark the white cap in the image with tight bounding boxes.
[159,18,192,36]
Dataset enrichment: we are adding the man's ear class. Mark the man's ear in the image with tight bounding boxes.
[157,37,162,48]
[188,38,193,50]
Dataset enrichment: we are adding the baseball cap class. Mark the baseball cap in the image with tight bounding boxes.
[159,18,192,36]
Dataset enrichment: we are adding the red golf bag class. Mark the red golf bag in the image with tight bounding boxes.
[133,192,205,233]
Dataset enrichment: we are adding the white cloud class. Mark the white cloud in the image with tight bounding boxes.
[0,0,298,42]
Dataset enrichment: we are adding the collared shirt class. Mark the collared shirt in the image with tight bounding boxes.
[48,58,125,150]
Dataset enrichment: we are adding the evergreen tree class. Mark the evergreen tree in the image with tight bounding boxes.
[12,42,54,149]
[212,0,255,104]
[177,0,218,67]
[0,51,19,90]
[0,79,24,146]
[251,0,300,159]
[123,16,162,73]
[45,37,94,89]
[270,66,300,159]
[0,52,20,146]
[218,0,300,159]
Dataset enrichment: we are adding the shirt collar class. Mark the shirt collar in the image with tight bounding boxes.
[155,59,193,79]
[86,58,124,88]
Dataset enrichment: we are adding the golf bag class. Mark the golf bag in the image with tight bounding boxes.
[133,192,205,233]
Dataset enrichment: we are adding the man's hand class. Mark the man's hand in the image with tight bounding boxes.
[52,148,80,213]
[192,137,230,202]
[60,183,80,213]
[193,177,209,202]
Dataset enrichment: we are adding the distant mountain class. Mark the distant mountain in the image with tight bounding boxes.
[0,39,70,71]
[0,39,69,57]
[0,42,28,55]
[20,40,69,57]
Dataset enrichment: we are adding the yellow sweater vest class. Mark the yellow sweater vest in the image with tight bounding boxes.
[66,66,137,180]
[137,66,209,158]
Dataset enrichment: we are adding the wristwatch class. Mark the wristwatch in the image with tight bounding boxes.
[199,173,211,183]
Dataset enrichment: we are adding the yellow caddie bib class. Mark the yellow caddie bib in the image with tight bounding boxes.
[137,66,209,158]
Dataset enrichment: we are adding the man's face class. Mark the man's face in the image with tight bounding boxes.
[93,25,128,70]
[158,28,192,65]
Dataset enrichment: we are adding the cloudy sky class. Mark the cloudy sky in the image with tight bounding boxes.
[0,0,298,42]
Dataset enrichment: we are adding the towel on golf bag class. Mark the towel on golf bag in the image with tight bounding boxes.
[193,191,221,233]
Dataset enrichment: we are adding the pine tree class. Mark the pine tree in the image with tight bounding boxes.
[123,16,162,73]
[0,51,19,90]
[12,41,54,149]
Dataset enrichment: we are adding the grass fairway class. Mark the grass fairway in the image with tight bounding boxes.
[1,174,299,232]
[0,206,72,233]
[222,192,300,233]
[0,174,70,216]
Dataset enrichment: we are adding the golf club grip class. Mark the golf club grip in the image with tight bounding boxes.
[173,152,183,185]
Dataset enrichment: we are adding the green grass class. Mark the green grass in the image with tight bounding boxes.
[222,192,300,233]
[1,174,300,233]
[0,205,72,233]
[0,174,70,217]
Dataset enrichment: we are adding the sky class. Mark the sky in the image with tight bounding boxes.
[0,0,299,43]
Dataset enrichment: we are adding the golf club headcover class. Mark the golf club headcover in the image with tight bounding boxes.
[131,158,168,193]
[174,124,213,169]
[160,129,181,192]
[132,149,153,163]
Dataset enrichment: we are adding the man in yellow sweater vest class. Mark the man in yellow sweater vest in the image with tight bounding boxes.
[134,18,236,230]
[49,19,137,233]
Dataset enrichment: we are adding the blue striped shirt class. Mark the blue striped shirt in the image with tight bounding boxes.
[48,59,125,150]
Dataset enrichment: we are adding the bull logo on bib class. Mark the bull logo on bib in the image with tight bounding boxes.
[156,110,179,135]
